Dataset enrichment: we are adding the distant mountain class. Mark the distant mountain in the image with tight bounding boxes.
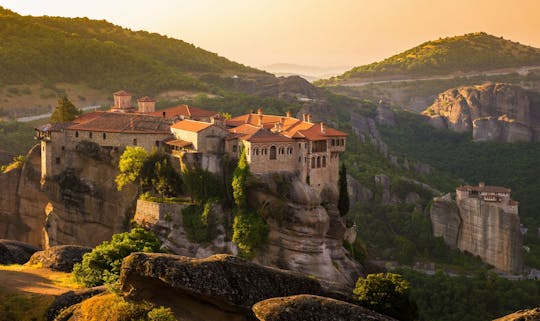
[0,6,263,95]
[262,63,351,81]
[328,32,540,82]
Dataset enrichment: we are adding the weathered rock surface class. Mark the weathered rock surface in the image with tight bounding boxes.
[252,294,396,321]
[47,286,106,321]
[494,307,540,321]
[248,173,362,289]
[0,143,138,248]
[120,253,348,320]
[376,102,396,126]
[424,83,540,142]
[0,239,39,264]
[27,245,91,272]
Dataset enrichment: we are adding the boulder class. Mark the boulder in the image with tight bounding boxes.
[119,253,347,317]
[493,307,540,321]
[27,245,92,272]
[46,286,106,321]
[252,294,397,321]
[0,239,39,264]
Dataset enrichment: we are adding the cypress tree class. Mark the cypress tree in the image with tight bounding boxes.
[50,95,81,123]
[338,163,350,216]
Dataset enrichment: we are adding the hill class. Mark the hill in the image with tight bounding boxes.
[327,32,540,82]
[0,6,262,96]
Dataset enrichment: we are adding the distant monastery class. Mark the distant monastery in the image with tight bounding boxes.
[36,91,347,194]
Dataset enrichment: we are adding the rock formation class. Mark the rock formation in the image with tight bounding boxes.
[430,191,523,274]
[0,239,39,264]
[0,144,138,249]
[494,307,540,321]
[252,294,397,321]
[423,83,540,142]
[27,245,92,272]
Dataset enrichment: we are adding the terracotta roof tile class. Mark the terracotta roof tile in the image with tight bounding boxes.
[170,120,213,133]
[147,105,218,119]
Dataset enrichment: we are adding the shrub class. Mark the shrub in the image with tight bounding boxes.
[353,273,417,321]
[181,167,223,203]
[182,202,216,243]
[232,208,269,258]
[73,227,162,287]
[148,307,176,321]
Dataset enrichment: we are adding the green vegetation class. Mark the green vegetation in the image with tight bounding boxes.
[181,167,223,203]
[74,293,176,321]
[231,148,268,257]
[399,269,540,321]
[327,32,540,82]
[0,6,260,95]
[115,146,149,191]
[353,273,417,321]
[50,96,81,123]
[182,203,216,244]
[73,227,162,287]
[338,163,350,216]
[1,154,25,172]
[0,121,36,161]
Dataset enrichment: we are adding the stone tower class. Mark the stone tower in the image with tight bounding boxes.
[137,96,156,113]
[111,90,135,112]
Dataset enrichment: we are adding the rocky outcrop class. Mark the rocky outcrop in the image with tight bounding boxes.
[252,294,397,321]
[430,193,523,273]
[376,102,396,126]
[424,83,540,142]
[247,173,362,289]
[27,245,91,272]
[494,308,540,321]
[0,143,138,248]
[0,239,39,264]
[119,253,348,320]
[429,194,461,248]
[46,286,106,321]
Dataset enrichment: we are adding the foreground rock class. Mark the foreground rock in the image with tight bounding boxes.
[120,253,349,320]
[423,83,540,142]
[27,245,92,272]
[493,307,540,321]
[252,294,397,321]
[0,239,39,264]
[47,286,106,321]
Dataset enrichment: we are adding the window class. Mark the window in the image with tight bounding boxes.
[55,157,61,164]
[255,148,259,156]
[322,156,326,167]
[298,157,301,163]
[270,146,277,160]
[317,156,321,168]
[103,133,107,140]
[311,157,315,168]
[75,131,79,138]
[133,138,137,146]
[89,132,93,139]
[61,146,65,151]
[233,145,237,153]
[331,139,335,146]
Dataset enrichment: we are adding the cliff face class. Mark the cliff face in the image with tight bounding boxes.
[424,83,540,142]
[0,144,137,248]
[430,194,523,274]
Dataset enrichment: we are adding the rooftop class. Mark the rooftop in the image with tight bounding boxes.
[65,112,170,134]
[457,184,511,194]
[147,104,219,119]
[170,119,214,133]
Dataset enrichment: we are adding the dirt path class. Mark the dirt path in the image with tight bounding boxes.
[0,265,79,295]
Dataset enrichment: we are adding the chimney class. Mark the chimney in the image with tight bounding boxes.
[302,114,307,122]
[307,114,312,123]
[258,114,263,127]
[280,117,285,124]
[320,122,326,134]
[479,182,485,188]
[257,108,263,115]
[286,111,291,118]
[137,96,155,113]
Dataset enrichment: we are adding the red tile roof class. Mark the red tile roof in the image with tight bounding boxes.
[66,112,170,134]
[227,124,293,143]
[137,96,155,102]
[165,139,193,148]
[147,105,218,120]
[170,120,213,133]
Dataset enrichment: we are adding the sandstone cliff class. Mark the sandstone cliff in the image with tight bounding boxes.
[0,144,138,248]
[430,194,523,274]
[423,83,540,142]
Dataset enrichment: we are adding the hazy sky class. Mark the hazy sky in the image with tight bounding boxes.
[1,0,539,68]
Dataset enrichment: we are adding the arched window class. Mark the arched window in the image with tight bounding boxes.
[279,147,284,155]
[133,138,137,146]
[75,131,79,138]
[270,146,277,160]
[255,148,259,156]
[311,157,315,168]
[89,132,93,139]
[322,156,326,167]
[317,156,321,168]
[103,133,107,140]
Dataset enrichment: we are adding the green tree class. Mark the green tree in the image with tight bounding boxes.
[232,147,248,208]
[338,163,350,216]
[115,146,148,191]
[50,96,81,123]
[353,273,417,321]
[73,227,162,287]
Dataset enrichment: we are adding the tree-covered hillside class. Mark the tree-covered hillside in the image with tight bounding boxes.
[0,6,262,95]
[329,32,540,81]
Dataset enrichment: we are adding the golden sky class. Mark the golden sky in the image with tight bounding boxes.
[2,0,539,68]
